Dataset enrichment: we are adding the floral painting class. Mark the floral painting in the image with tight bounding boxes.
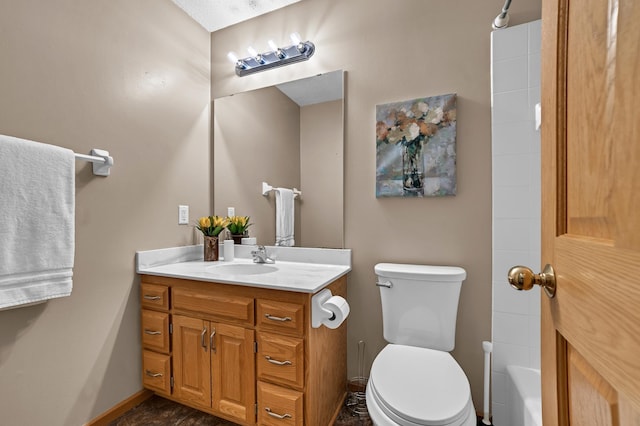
[376,93,457,197]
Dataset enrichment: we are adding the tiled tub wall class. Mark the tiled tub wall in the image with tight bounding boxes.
[490,20,541,426]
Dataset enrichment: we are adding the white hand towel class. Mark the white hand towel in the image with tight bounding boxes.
[0,134,75,309]
[275,187,295,247]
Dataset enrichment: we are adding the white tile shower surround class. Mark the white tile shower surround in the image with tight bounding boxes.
[491,20,541,426]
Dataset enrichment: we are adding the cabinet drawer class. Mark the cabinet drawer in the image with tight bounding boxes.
[173,288,254,326]
[141,310,170,353]
[141,283,169,310]
[257,332,304,389]
[142,350,171,395]
[258,381,303,426]
[256,299,304,336]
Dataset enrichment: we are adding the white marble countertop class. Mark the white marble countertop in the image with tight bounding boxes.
[136,245,351,294]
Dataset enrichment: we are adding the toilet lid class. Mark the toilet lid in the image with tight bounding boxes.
[369,345,472,426]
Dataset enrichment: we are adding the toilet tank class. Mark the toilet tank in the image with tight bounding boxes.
[375,263,467,351]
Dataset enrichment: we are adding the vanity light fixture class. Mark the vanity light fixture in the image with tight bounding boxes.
[227,32,315,77]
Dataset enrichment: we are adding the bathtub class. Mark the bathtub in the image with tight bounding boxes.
[506,366,542,426]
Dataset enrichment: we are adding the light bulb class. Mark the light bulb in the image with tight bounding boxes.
[227,51,245,69]
[269,39,285,59]
[247,46,265,64]
[289,32,302,45]
[227,51,239,63]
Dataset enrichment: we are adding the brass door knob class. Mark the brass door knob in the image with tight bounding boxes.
[508,264,557,298]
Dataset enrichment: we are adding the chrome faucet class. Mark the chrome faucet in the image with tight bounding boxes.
[251,245,275,264]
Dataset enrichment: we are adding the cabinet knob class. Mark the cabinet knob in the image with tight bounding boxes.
[145,370,163,378]
[144,329,161,335]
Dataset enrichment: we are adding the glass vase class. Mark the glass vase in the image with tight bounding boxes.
[231,234,244,245]
[203,236,219,261]
[402,142,424,196]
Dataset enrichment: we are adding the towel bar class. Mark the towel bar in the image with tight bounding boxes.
[74,148,113,176]
[262,181,301,198]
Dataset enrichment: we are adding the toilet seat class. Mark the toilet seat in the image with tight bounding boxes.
[367,344,474,426]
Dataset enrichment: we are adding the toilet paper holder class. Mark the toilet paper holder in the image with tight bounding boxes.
[311,289,349,328]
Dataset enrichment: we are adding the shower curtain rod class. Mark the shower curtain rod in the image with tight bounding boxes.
[492,0,512,29]
[497,0,512,19]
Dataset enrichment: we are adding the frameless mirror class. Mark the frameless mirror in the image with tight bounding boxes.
[213,70,344,248]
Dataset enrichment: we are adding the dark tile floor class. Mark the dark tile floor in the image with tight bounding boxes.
[108,395,373,426]
[109,395,485,425]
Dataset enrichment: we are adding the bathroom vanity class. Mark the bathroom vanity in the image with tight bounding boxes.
[136,246,351,426]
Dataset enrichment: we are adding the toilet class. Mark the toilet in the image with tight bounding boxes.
[366,263,476,426]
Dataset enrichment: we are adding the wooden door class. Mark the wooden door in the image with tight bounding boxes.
[172,315,212,408]
[211,322,256,424]
[541,0,640,424]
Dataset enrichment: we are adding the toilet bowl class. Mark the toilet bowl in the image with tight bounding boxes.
[365,345,476,426]
[367,263,475,426]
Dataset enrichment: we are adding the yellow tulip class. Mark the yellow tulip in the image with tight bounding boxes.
[229,216,246,226]
[226,215,251,234]
[199,216,211,228]
[212,216,228,228]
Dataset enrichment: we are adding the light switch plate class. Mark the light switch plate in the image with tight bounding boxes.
[178,205,189,225]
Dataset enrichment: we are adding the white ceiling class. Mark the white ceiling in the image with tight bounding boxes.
[172,0,303,32]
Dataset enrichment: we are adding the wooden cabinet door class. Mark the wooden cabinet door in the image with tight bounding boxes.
[542,0,640,424]
[172,315,212,408]
[211,322,256,425]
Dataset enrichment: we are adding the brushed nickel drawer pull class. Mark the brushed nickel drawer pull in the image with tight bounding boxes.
[145,370,163,378]
[210,328,216,353]
[143,295,161,301]
[265,408,292,420]
[144,329,162,335]
[265,355,292,366]
[201,327,208,351]
[264,314,292,322]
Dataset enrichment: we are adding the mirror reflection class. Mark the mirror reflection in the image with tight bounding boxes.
[213,70,344,248]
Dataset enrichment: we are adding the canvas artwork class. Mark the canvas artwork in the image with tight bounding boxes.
[376,93,457,197]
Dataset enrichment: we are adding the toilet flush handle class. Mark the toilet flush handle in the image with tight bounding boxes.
[376,280,392,288]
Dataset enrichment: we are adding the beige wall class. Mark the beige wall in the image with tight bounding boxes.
[300,100,344,248]
[0,1,210,424]
[212,0,541,409]
[214,86,301,245]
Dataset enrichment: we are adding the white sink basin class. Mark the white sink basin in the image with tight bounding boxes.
[206,263,278,275]
[137,245,351,293]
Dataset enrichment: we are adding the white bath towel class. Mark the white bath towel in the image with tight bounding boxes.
[0,135,75,309]
[275,187,295,247]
